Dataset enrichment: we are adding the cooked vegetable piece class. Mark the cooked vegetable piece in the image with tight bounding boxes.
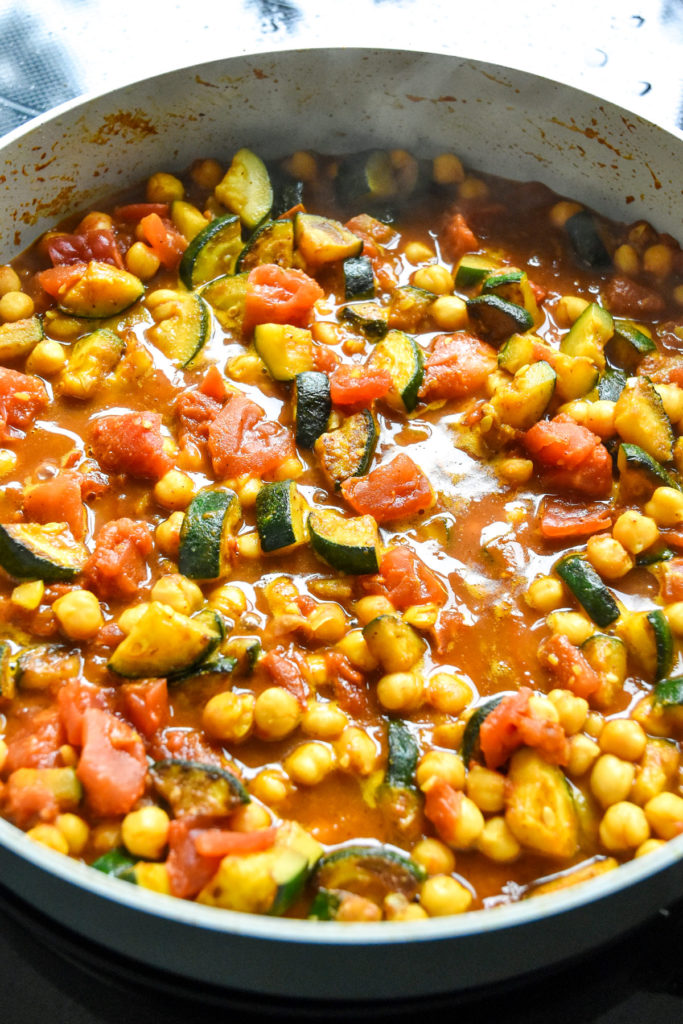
[616,608,674,681]
[0,523,88,581]
[294,371,331,448]
[199,272,249,333]
[59,328,124,398]
[51,261,144,318]
[147,291,211,367]
[605,320,656,372]
[0,641,15,701]
[178,488,240,580]
[564,209,611,268]
[363,615,426,673]
[614,376,674,463]
[598,367,627,402]
[335,150,400,205]
[150,758,249,816]
[366,330,424,412]
[308,510,381,574]
[343,256,375,300]
[107,601,222,678]
[617,443,679,501]
[341,454,434,523]
[339,301,389,340]
[454,254,499,288]
[466,295,533,344]
[0,316,44,360]
[253,323,315,380]
[555,554,620,628]
[461,696,505,767]
[93,848,138,883]
[482,267,539,322]
[179,213,243,288]
[314,845,426,904]
[505,748,578,858]
[295,213,363,266]
[255,480,308,552]
[236,219,294,272]
[387,286,435,332]
[559,302,613,364]
[489,360,556,430]
[215,148,273,231]
[314,409,377,488]
[653,676,683,707]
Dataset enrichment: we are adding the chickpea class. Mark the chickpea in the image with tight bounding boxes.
[253,687,301,741]
[190,158,223,190]
[284,742,335,786]
[249,768,290,805]
[644,792,683,839]
[566,734,601,776]
[307,602,347,643]
[301,701,348,739]
[411,837,456,876]
[236,475,262,508]
[599,802,650,852]
[546,610,594,645]
[429,295,468,331]
[416,750,465,791]
[26,338,67,376]
[121,806,170,860]
[644,486,683,527]
[654,383,683,424]
[146,171,184,203]
[404,241,435,264]
[612,510,659,556]
[209,584,247,619]
[585,535,633,580]
[424,784,484,849]
[125,241,161,281]
[335,629,378,672]
[335,726,378,776]
[555,294,589,326]
[458,177,488,200]
[550,201,582,228]
[598,719,647,762]
[153,470,195,511]
[384,895,429,921]
[0,290,34,322]
[0,265,21,295]
[118,603,150,635]
[613,244,639,276]
[52,589,103,640]
[590,753,636,807]
[525,576,565,613]
[230,802,272,832]
[377,671,424,712]
[643,243,673,277]
[151,573,203,615]
[354,595,395,625]
[202,691,255,743]
[303,653,328,687]
[420,875,473,916]
[55,813,89,855]
[548,689,588,735]
[497,457,534,485]
[432,153,465,185]
[282,150,318,181]
[465,765,506,813]
[26,824,69,855]
[155,511,184,559]
[236,532,262,559]
[135,863,171,894]
[477,816,522,863]
[635,838,666,858]
[90,822,122,854]
[425,671,472,715]
[411,265,453,295]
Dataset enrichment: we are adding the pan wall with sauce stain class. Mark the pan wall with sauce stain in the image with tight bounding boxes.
[1,47,683,1001]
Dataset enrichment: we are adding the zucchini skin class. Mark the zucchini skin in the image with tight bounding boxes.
[0,523,88,582]
[294,371,331,448]
[555,555,620,628]
[178,489,240,580]
[308,511,380,575]
[255,480,306,552]
[564,209,611,268]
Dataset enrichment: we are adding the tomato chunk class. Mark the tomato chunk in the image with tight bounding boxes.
[440,212,478,261]
[84,518,152,601]
[538,498,612,540]
[418,333,497,402]
[329,364,392,407]
[537,633,601,700]
[45,228,124,269]
[423,777,463,846]
[175,388,222,450]
[0,367,48,441]
[207,391,295,480]
[166,818,221,899]
[3,771,60,828]
[3,708,65,773]
[370,545,447,609]
[76,708,147,817]
[193,825,278,857]
[139,212,187,270]
[478,687,568,769]
[120,679,168,738]
[261,648,309,706]
[23,470,86,540]
[58,681,109,746]
[341,454,434,523]
[243,264,324,332]
[524,414,613,498]
[90,410,173,480]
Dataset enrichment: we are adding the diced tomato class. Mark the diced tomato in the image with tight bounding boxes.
[324,651,368,716]
[3,771,59,828]
[58,680,109,746]
[208,391,295,480]
[113,203,169,221]
[45,228,124,269]
[23,470,86,540]
[37,263,87,299]
[84,518,152,601]
[139,212,187,270]
[418,333,497,402]
[538,497,612,540]
[90,410,173,480]
[3,709,65,773]
[120,679,168,738]
[329,364,392,407]
[149,727,219,767]
[199,365,228,404]
[243,264,324,332]
[423,777,463,846]
[537,633,601,700]
[312,345,339,373]
[478,686,568,769]
[440,212,478,261]
[344,214,395,250]
[603,275,666,317]
[341,454,434,523]
[524,414,613,498]
[261,648,309,706]
[432,609,465,656]
[166,818,221,899]
[0,367,48,441]
[175,388,222,450]
[657,558,683,604]
[193,825,278,858]
[76,708,147,817]
[92,622,125,650]
[372,545,447,609]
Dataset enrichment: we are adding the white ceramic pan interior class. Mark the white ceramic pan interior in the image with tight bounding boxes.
[1,47,683,1001]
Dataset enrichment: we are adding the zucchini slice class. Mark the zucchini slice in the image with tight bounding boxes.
[0,641,16,701]
[269,169,305,219]
[57,262,144,319]
[605,319,656,373]
[147,290,211,367]
[294,213,363,266]
[222,635,262,675]
[497,332,536,374]
[93,848,138,883]
[387,286,435,333]
[489,360,556,430]
[564,209,611,268]
[339,301,389,341]
[0,523,88,581]
[616,608,674,682]
[0,315,44,360]
[653,675,683,708]
[505,748,578,858]
[366,329,424,413]
[362,615,426,673]
[236,218,294,273]
[454,254,499,289]
[314,409,377,489]
[107,601,222,678]
[482,267,539,323]
[179,213,243,289]
[294,371,331,449]
[178,488,241,581]
[559,302,613,365]
[343,255,375,300]
[313,844,426,903]
[308,888,343,921]
[150,758,249,816]
[199,272,248,333]
[614,376,674,464]
[555,554,620,628]
[466,294,534,345]
[255,479,308,552]
[334,150,398,205]
[617,443,679,502]
[253,323,315,381]
[598,367,627,402]
[580,633,627,708]
[461,695,505,767]
[377,719,421,837]
[308,510,381,575]
[58,327,124,399]
[214,148,273,231]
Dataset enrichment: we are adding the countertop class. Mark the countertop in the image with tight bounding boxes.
[1,1,683,1021]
